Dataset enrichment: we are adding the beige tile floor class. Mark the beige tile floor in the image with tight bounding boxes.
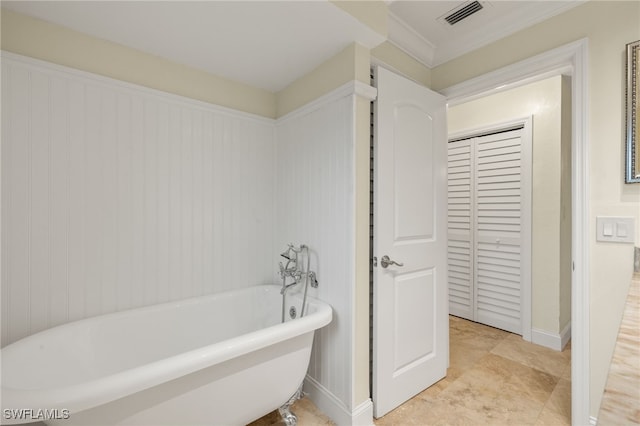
[248,397,334,426]
[250,316,571,426]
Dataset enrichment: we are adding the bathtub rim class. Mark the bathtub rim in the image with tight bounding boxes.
[1,284,331,417]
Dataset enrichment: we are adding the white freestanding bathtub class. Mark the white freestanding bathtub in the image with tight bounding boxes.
[1,285,332,425]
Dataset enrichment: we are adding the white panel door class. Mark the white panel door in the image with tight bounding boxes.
[373,67,448,418]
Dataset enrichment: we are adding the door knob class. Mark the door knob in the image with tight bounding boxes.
[380,255,404,268]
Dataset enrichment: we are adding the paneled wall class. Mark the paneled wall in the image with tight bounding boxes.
[275,95,355,410]
[1,52,363,422]
[1,53,276,346]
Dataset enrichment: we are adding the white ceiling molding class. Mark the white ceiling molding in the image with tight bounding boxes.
[388,1,586,69]
[387,12,436,68]
[430,1,587,66]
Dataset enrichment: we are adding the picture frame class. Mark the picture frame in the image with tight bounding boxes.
[625,40,640,183]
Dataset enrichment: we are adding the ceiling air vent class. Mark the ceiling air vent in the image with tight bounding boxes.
[443,1,484,25]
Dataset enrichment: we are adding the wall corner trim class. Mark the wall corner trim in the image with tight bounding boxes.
[304,376,374,426]
[560,321,572,350]
[277,80,376,125]
[354,80,378,102]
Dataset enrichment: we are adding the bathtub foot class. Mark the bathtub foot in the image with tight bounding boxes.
[278,385,305,426]
[279,409,297,426]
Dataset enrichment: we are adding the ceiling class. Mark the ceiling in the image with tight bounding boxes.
[2,1,385,92]
[387,0,585,67]
[2,0,584,92]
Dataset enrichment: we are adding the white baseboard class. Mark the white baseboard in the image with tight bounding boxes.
[531,322,571,351]
[304,375,374,425]
[351,400,375,426]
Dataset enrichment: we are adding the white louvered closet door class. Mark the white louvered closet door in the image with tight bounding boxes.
[447,139,474,319]
[474,129,525,334]
[447,127,529,335]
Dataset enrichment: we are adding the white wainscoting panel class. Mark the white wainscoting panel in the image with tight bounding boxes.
[275,94,355,412]
[2,52,365,423]
[1,53,275,346]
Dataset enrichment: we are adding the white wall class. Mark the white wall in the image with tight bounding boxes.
[274,92,357,416]
[448,75,571,340]
[2,51,367,424]
[1,53,276,347]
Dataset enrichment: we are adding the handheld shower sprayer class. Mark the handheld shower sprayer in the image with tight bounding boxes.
[280,243,307,262]
[280,249,292,261]
[278,244,315,322]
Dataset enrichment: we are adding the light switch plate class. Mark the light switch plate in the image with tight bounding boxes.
[603,222,614,236]
[596,216,635,243]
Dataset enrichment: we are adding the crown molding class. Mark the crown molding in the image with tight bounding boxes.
[430,1,587,67]
[387,12,435,68]
[388,1,586,68]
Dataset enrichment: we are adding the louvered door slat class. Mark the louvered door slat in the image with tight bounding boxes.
[477,137,521,151]
[478,161,521,172]
[478,173,520,184]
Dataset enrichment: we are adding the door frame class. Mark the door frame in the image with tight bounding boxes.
[441,38,589,426]
[448,116,533,341]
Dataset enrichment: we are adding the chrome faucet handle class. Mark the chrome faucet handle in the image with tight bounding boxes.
[309,271,318,288]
